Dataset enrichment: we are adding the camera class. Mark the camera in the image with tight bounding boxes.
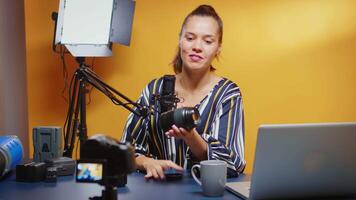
[160,107,201,132]
[78,134,136,185]
[77,134,136,200]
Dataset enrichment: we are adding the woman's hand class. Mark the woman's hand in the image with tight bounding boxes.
[136,155,183,180]
[164,125,193,140]
[165,125,208,161]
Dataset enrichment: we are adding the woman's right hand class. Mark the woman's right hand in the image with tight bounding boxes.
[136,155,183,180]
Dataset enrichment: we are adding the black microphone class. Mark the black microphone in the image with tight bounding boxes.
[160,75,177,113]
[159,76,185,180]
[158,75,201,132]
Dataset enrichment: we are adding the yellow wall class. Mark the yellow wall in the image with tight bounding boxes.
[25,0,356,173]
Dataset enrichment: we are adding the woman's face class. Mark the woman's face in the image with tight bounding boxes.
[180,15,221,73]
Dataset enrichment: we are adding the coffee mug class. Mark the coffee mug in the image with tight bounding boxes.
[191,160,227,197]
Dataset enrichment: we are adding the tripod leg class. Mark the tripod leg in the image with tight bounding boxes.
[102,186,117,200]
[69,78,84,157]
[88,187,117,200]
[63,74,79,157]
[78,80,88,148]
[63,66,90,158]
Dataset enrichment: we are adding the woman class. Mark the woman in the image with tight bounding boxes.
[121,5,246,180]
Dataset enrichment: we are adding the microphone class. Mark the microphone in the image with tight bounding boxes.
[131,75,177,118]
[158,75,201,132]
[160,75,177,113]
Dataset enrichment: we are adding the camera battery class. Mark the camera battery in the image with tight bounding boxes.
[45,157,75,176]
[33,126,62,162]
[16,162,46,182]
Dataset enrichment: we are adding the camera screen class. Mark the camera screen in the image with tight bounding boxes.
[76,162,104,183]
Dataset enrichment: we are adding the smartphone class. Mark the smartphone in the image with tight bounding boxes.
[76,160,106,183]
[164,168,183,181]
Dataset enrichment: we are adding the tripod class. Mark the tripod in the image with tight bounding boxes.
[89,185,117,200]
[62,57,147,158]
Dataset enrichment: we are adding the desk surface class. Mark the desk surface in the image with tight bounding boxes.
[0,172,247,200]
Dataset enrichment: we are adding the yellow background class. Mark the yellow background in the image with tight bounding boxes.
[24,0,356,173]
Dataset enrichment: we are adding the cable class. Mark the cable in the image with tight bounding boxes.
[63,73,76,147]
[60,46,69,103]
[75,137,79,159]
[87,58,96,105]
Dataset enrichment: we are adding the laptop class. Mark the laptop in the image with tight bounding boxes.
[226,122,356,200]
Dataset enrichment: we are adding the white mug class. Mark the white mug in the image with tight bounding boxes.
[191,160,227,197]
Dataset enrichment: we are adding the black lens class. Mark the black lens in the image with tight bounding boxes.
[160,107,201,132]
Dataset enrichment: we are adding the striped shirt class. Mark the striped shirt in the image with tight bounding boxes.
[121,76,246,177]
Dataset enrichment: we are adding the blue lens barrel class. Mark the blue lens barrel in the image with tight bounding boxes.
[0,135,24,178]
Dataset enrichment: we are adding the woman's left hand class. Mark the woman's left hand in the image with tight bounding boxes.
[165,125,208,160]
[165,125,193,140]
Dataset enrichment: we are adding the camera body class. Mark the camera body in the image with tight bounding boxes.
[77,134,136,187]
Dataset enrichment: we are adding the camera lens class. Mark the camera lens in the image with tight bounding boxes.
[160,107,201,132]
[192,112,199,121]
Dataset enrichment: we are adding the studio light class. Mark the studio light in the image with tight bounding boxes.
[54,0,135,57]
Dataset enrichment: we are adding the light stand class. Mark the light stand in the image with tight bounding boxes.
[52,1,138,199]
[62,57,146,158]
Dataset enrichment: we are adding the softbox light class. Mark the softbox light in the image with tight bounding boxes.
[54,0,135,57]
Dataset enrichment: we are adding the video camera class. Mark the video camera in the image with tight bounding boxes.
[76,134,136,200]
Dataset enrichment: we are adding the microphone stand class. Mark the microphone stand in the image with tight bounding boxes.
[51,12,148,158]
[62,57,147,158]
